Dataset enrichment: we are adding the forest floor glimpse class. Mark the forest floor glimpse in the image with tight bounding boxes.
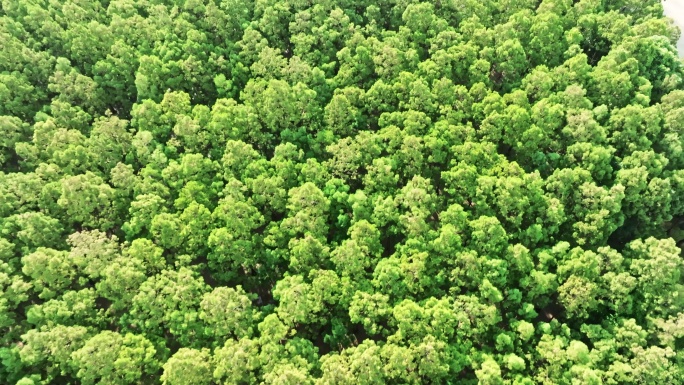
[664,0,684,55]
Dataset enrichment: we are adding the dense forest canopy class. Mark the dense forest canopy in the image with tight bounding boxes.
[1,0,684,383]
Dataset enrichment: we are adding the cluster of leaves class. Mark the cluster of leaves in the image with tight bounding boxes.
[2,0,684,383]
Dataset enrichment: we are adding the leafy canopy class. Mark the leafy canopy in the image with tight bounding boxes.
[1,0,684,384]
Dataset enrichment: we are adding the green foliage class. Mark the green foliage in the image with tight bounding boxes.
[0,0,683,384]
[71,331,158,385]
